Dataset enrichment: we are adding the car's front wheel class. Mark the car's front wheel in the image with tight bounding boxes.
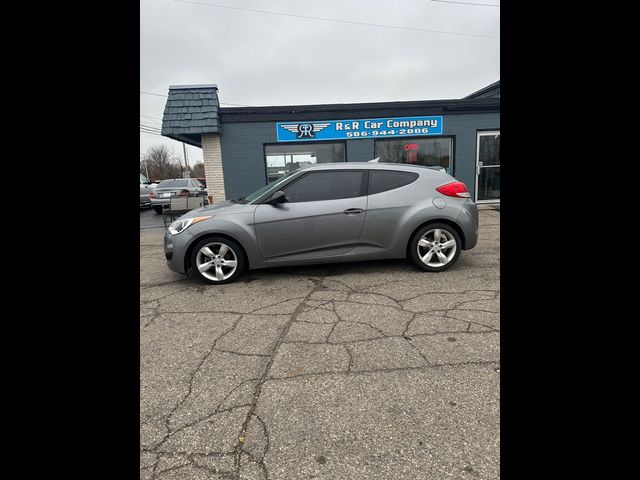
[190,237,246,284]
[409,223,461,272]
[153,206,163,214]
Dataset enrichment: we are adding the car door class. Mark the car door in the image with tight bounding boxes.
[254,170,368,261]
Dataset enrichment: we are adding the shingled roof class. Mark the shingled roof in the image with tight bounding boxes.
[161,84,220,147]
[464,80,500,99]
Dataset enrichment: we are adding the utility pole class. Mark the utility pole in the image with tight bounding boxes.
[182,142,189,178]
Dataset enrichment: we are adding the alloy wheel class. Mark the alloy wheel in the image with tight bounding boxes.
[416,228,457,268]
[195,242,238,281]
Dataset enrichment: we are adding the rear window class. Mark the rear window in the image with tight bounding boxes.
[158,179,188,188]
[369,170,418,195]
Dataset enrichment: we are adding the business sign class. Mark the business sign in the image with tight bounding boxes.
[276,115,443,142]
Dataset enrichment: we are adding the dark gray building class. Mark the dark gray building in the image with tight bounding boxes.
[161,82,500,204]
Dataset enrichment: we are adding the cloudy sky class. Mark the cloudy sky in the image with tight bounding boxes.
[140,0,500,166]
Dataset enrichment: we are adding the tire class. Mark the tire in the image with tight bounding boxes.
[153,206,163,214]
[190,236,246,284]
[409,223,461,272]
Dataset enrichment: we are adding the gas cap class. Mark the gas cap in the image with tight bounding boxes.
[432,197,447,209]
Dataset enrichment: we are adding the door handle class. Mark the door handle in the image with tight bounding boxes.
[343,208,364,215]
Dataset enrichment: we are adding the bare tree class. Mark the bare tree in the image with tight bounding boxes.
[141,145,183,181]
[192,162,205,178]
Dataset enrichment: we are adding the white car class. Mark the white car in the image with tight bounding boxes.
[140,174,157,208]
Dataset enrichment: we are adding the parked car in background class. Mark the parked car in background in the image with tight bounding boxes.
[150,178,208,214]
[140,174,157,208]
[164,162,478,284]
[195,177,207,188]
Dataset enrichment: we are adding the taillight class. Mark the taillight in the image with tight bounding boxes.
[149,192,156,199]
[436,181,470,198]
[179,189,190,197]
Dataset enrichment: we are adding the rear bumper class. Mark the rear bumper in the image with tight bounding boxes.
[457,200,479,250]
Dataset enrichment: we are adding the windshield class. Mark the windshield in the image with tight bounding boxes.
[240,171,298,203]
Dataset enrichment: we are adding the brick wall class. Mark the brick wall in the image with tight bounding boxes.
[201,133,226,202]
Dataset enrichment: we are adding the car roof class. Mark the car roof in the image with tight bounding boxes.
[297,162,443,173]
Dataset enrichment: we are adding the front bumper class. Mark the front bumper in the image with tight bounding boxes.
[164,228,196,274]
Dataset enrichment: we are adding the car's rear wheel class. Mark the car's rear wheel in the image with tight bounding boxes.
[409,223,461,272]
[190,237,246,284]
[153,206,163,214]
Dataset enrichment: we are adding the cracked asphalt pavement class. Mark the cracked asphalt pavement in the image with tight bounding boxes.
[140,207,500,479]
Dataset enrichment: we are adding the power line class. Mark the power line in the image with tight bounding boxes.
[173,0,499,39]
[141,91,249,107]
[140,126,162,135]
[140,130,163,136]
[431,0,500,6]
[140,90,167,97]
[140,114,162,123]
[140,103,164,115]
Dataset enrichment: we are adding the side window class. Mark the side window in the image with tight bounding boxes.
[282,171,364,203]
[369,170,419,195]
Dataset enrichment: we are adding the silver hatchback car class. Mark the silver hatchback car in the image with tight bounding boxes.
[164,163,479,284]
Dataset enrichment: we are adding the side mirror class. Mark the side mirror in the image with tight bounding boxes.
[266,190,288,205]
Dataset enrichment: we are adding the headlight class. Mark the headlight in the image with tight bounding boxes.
[168,216,212,235]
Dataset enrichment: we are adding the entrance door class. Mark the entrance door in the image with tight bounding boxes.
[476,131,500,203]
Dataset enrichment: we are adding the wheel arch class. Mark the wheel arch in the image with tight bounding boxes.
[184,232,251,274]
[405,218,467,257]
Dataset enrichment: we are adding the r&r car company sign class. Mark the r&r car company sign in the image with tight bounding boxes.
[276,115,444,142]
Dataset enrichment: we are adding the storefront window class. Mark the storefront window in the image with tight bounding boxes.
[374,137,453,174]
[264,143,345,182]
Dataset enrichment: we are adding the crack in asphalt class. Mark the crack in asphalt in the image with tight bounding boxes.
[264,360,500,382]
[233,275,327,480]
[140,210,501,479]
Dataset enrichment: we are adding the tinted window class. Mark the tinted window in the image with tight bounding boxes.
[369,171,418,195]
[282,171,363,203]
[158,179,188,188]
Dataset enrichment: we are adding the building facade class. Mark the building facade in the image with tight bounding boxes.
[161,82,500,203]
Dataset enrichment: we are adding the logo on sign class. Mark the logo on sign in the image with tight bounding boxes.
[280,122,330,139]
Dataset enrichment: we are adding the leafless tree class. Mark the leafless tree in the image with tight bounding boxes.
[192,162,205,178]
[141,145,183,181]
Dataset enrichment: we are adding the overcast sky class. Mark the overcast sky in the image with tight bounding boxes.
[140,0,500,166]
